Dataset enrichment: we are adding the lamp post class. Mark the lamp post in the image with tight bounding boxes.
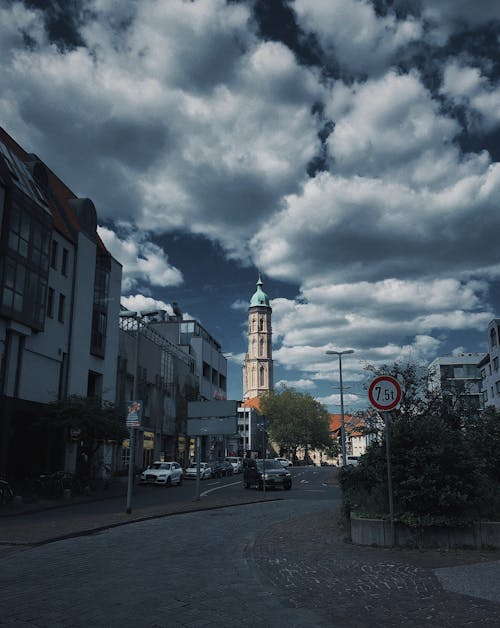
[120,309,162,514]
[326,349,354,466]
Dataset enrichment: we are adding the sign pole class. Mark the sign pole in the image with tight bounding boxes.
[195,435,201,501]
[126,428,135,514]
[384,411,395,545]
[368,376,402,546]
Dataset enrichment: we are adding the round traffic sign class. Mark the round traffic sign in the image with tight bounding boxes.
[368,376,402,411]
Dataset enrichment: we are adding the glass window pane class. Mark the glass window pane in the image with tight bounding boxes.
[15,265,25,292]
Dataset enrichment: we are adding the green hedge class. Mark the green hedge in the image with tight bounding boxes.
[340,411,500,527]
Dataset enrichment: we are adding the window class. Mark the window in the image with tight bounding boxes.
[496,381,500,394]
[58,293,65,322]
[51,240,58,270]
[491,328,498,348]
[259,337,264,357]
[61,248,69,276]
[47,287,54,318]
[259,318,264,331]
[203,361,210,379]
[259,365,265,387]
[91,309,107,354]
[2,257,24,312]
[494,357,499,372]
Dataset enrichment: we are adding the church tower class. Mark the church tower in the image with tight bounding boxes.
[242,275,273,400]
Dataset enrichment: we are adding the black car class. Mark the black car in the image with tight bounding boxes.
[243,458,292,490]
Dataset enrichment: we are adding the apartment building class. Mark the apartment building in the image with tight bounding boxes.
[428,353,486,414]
[0,128,122,479]
[479,319,500,410]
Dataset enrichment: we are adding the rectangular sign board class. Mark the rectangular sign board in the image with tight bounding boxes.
[187,417,237,436]
[188,400,238,418]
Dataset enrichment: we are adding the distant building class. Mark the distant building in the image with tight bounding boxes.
[238,276,274,457]
[242,275,273,400]
[428,353,486,414]
[0,128,122,479]
[149,316,228,461]
[117,312,198,469]
[479,319,500,410]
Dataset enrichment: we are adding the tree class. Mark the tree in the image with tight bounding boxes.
[41,395,128,479]
[260,388,331,460]
[340,359,499,525]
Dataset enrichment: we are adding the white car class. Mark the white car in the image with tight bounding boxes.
[225,457,243,473]
[275,458,292,468]
[184,462,212,480]
[140,461,183,486]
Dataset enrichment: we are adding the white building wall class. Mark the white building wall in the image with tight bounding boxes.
[66,232,97,396]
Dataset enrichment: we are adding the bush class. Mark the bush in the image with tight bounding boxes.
[340,413,500,527]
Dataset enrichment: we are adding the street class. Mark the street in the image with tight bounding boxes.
[1,467,500,627]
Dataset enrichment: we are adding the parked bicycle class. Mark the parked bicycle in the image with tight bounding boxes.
[0,477,14,504]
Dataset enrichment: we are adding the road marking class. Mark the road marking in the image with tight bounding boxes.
[200,480,241,497]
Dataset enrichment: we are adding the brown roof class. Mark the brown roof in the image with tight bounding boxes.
[240,397,262,413]
[329,413,365,436]
[0,127,109,253]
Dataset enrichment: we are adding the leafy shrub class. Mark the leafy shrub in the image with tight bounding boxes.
[340,413,500,527]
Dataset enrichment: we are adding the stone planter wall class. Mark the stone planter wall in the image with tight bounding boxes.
[350,515,500,549]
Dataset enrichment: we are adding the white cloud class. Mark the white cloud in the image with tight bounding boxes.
[275,378,316,391]
[294,0,422,76]
[441,62,500,131]
[120,294,172,316]
[98,226,183,292]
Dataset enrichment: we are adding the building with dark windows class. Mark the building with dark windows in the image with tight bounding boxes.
[428,353,486,415]
[478,319,500,410]
[0,128,122,480]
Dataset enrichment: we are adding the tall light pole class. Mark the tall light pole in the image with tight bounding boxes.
[120,309,161,514]
[326,349,354,466]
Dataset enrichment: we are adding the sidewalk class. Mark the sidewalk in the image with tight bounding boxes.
[0,479,281,546]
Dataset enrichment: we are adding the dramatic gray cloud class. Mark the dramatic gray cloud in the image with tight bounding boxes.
[1,0,499,408]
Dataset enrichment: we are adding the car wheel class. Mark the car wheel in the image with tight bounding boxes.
[166,477,171,487]
[257,480,264,491]
[284,480,292,490]
[178,475,183,486]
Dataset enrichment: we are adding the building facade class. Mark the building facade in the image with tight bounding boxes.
[479,319,500,410]
[428,353,486,414]
[117,311,198,470]
[0,128,122,480]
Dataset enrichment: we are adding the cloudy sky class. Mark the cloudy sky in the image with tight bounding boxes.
[2,0,500,410]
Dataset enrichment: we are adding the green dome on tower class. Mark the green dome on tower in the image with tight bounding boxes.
[250,275,270,307]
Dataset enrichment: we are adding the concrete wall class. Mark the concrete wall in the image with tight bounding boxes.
[350,516,500,549]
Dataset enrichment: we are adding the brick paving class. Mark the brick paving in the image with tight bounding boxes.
[1,484,500,626]
[251,510,500,627]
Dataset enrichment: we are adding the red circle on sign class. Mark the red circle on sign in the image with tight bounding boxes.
[368,376,402,411]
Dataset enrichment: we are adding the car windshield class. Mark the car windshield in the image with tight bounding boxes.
[256,460,283,470]
[152,462,170,469]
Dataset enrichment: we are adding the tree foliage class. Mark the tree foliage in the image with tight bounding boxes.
[340,360,500,525]
[259,388,331,458]
[41,395,128,478]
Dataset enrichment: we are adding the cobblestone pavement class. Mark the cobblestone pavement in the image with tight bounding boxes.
[1,495,500,627]
[251,510,500,627]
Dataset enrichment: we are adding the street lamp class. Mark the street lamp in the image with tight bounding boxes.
[326,349,354,466]
[119,309,162,514]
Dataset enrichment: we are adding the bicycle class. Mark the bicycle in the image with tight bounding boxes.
[0,477,14,504]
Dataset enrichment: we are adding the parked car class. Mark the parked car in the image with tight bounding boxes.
[211,460,234,478]
[225,456,243,473]
[184,462,212,480]
[275,457,292,468]
[243,458,292,490]
[345,456,359,467]
[140,461,183,486]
